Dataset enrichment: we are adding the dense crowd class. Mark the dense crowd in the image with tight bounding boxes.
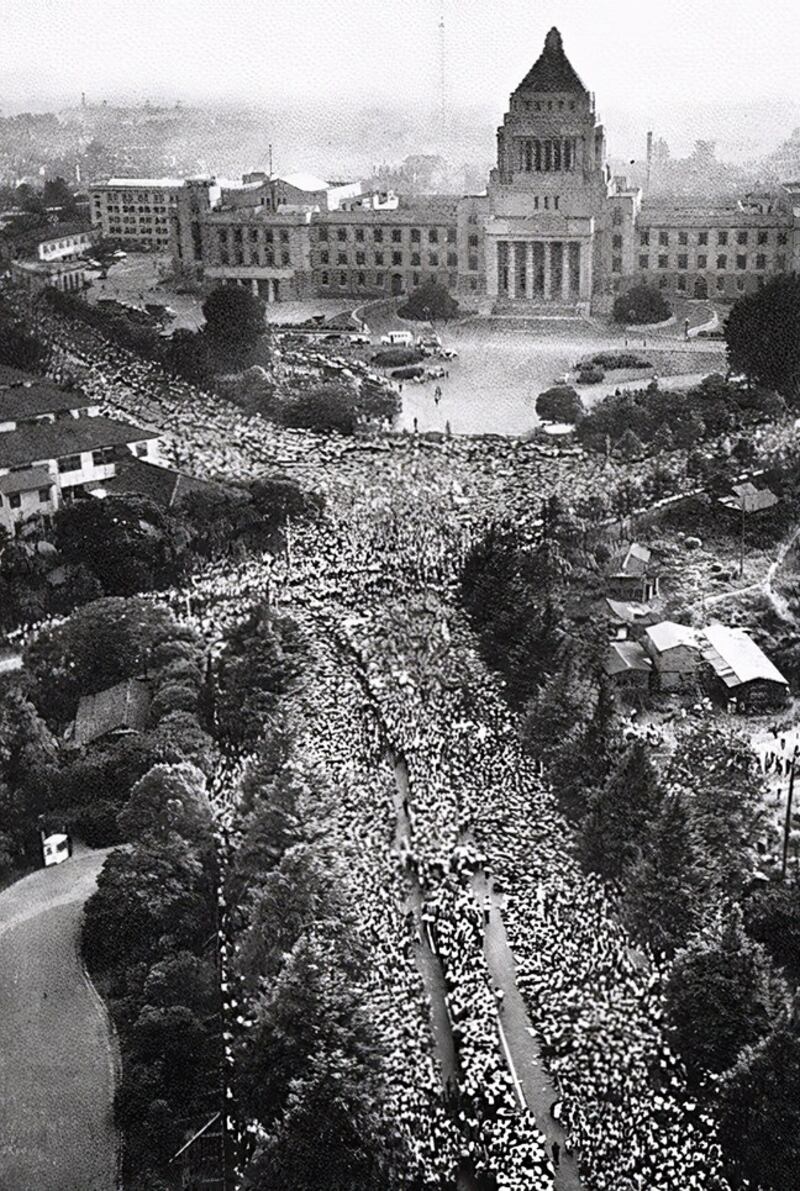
[7,298,747,1190]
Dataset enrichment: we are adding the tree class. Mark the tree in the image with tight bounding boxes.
[278,383,360,435]
[0,299,47,371]
[201,285,265,359]
[616,428,645,460]
[725,275,800,399]
[116,762,212,847]
[665,906,785,1083]
[745,878,800,980]
[718,1007,800,1190]
[215,609,303,748]
[42,176,78,216]
[398,278,460,321]
[24,597,178,724]
[53,495,178,595]
[248,476,325,536]
[162,327,212,385]
[535,385,584,424]
[622,793,707,958]
[613,283,671,325]
[579,741,662,881]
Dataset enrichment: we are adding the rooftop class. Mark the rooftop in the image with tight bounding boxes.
[37,225,91,245]
[701,624,787,689]
[0,467,53,495]
[278,172,333,193]
[98,177,186,189]
[0,416,159,470]
[516,28,587,95]
[0,383,92,422]
[718,482,779,513]
[605,640,653,676]
[97,458,225,508]
[645,621,698,653]
[71,678,151,749]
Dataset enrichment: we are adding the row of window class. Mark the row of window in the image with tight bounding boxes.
[317,225,457,244]
[512,98,578,113]
[219,249,291,267]
[516,138,579,173]
[317,269,478,291]
[628,252,785,272]
[317,249,459,268]
[218,228,290,246]
[640,229,788,247]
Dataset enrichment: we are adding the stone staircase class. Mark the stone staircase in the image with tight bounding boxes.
[490,298,588,320]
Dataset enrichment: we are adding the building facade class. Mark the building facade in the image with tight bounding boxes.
[162,27,800,311]
[88,178,185,249]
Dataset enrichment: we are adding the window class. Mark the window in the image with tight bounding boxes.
[413,272,420,286]
[468,233,479,248]
[554,196,560,210]
[677,275,686,291]
[717,254,727,269]
[357,271,365,286]
[612,256,622,273]
[758,230,768,245]
[58,454,81,473]
[9,493,21,509]
[429,229,438,243]
[337,228,347,241]
[467,213,478,224]
[640,231,650,246]
[718,230,728,245]
[265,230,274,243]
[658,254,668,269]
[392,251,402,265]
[374,252,384,265]
[678,231,688,246]
[756,253,766,270]
[337,252,347,265]
[447,252,457,267]
[340,272,347,286]
[613,207,623,226]
[737,254,747,270]
[411,228,421,243]
[737,230,748,245]
[355,250,365,265]
[447,227,456,243]
[737,277,745,291]
[468,255,479,271]
[659,230,669,246]
[281,250,290,266]
[134,442,148,458]
[778,231,788,245]
[92,447,115,467]
[697,254,707,269]
[698,231,708,245]
[677,253,688,269]
[321,271,329,286]
[470,277,478,290]
[38,488,50,504]
[355,228,364,242]
[391,229,402,243]
[534,197,539,210]
[410,252,421,267]
[429,252,438,266]
[320,250,329,264]
[716,276,725,291]
[777,254,786,270]
[659,276,669,289]
[612,234,622,249]
[639,254,649,270]
[373,228,383,243]
[543,197,549,210]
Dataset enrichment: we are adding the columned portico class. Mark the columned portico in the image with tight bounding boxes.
[488,237,589,302]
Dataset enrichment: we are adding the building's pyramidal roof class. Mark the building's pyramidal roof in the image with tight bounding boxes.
[517,28,587,94]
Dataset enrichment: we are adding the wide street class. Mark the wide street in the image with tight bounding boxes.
[0,848,118,1191]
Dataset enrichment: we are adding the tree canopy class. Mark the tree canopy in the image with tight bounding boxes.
[725,274,800,398]
[398,278,460,321]
[612,283,672,325]
[201,284,266,357]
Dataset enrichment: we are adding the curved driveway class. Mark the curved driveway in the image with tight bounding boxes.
[0,847,119,1191]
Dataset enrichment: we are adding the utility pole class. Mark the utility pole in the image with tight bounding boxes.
[782,746,797,881]
[739,490,746,578]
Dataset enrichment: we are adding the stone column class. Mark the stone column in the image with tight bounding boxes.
[561,243,570,300]
[579,240,592,301]
[508,243,517,299]
[543,241,551,299]
[486,238,499,298]
[527,241,535,299]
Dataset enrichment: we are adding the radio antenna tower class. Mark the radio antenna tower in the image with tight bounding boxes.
[438,0,447,147]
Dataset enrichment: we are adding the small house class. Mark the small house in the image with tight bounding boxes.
[603,639,653,694]
[718,481,778,516]
[607,542,660,603]
[69,678,151,749]
[701,624,788,710]
[644,621,700,691]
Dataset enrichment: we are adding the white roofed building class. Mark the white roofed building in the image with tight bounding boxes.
[701,624,788,709]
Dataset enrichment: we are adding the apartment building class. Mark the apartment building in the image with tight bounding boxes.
[88,177,185,249]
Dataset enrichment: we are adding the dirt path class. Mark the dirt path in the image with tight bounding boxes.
[0,847,119,1191]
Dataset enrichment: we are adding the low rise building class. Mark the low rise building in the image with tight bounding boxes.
[644,621,700,691]
[88,177,185,249]
[70,678,151,749]
[606,542,660,603]
[603,639,653,695]
[701,624,788,709]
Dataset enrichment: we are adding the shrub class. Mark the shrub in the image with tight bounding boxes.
[371,348,423,367]
[613,283,672,325]
[535,385,584,424]
[149,683,198,722]
[398,279,460,321]
[577,364,605,384]
[589,351,652,370]
[154,660,204,689]
[391,366,425,380]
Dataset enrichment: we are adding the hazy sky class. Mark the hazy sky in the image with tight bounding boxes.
[3,0,800,119]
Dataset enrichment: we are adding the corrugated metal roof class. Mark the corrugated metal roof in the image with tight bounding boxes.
[645,621,698,653]
[701,624,787,688]
[605,640,652,675]
[71,679,150,748]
